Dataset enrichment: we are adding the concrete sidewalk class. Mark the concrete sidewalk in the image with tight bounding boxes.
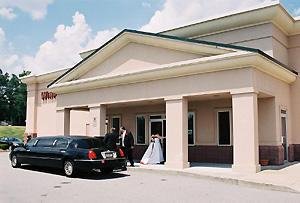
[127,161,300,193]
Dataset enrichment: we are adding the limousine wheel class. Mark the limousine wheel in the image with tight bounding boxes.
[64,160,75,177]
[11,154,21,168]
[100,167,114,173]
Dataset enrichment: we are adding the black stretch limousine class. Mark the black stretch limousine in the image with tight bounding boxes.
[9,136,126,177]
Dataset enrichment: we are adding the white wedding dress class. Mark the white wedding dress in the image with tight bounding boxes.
[140,138,164,164]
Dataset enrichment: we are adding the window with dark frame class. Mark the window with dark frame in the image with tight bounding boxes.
[136,116,146,144]
[188,112,194,145]
[36,138,56,147]
[218,111,231,145]
[54,139,69,148]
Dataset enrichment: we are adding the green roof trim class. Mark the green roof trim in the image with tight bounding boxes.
[47,29,297,88]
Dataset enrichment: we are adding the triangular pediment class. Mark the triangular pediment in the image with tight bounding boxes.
[47,29,252,87]
[78,42,209,80]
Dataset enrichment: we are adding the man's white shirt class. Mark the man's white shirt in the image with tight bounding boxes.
[121,130,126,147]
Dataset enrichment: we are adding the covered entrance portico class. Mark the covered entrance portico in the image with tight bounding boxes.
[52,73,296,174]
[55,88,277,173]
[52,76,295,174]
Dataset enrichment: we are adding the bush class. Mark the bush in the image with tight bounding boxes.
[0,144,9,150]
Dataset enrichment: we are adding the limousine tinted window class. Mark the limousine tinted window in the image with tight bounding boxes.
[26,138,38,147]
[54,138,69,148]
[76,138,106,149]
[36,138,56,147]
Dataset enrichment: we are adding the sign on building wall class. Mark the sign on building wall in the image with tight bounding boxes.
[41,92,57,100]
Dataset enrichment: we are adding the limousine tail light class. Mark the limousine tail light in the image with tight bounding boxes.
[119,149,124,157]
[89,150,97,159]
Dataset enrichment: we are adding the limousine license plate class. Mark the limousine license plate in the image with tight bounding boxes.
[105,153,113,158]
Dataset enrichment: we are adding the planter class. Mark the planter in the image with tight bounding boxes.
[259,159,269,166]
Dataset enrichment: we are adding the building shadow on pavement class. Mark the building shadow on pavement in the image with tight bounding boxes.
[261,161,300,171]
[189,161,300,171]
[19,165,129,180]
[190,162,232,168]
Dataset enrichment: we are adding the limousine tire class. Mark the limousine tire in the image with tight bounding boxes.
[100,167,114,173]
[11,154,21,168]
[64,160,75,177]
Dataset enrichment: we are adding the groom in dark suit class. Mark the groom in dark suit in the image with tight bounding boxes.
[119,126,134,167]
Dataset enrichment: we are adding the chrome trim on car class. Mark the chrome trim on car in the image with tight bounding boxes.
[74,158,125,162]
[30,156,61,160]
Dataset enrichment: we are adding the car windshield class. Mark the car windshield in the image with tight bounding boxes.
[76,138,106,149]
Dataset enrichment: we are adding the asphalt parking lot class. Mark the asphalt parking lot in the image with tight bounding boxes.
[1,151,300,203]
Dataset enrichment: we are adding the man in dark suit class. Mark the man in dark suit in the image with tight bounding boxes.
[103,127,119,150]
[119,126,134,166]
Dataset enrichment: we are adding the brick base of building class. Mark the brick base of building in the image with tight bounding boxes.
[133,144,288,165]
[133,145,148,160]
[259,145,284,165]
[188,146,233,164]
[288,144,300,162]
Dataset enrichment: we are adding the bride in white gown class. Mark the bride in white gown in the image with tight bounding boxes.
[140,133,165,164]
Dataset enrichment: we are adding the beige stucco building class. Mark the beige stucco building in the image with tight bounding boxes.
[21,2,300,173]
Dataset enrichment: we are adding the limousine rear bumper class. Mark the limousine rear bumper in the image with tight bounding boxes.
[73,158,126,170]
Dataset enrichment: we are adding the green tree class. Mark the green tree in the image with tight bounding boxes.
[0,69,31,126]
[6,74,19,125]
[15,70,31,126]
[0,69,9,121]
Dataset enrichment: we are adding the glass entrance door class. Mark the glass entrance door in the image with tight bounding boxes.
[281,110,288,160]
[149,115,166,162]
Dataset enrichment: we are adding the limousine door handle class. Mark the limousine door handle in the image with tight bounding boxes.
[26,149,30,152]
[61,150,66,153]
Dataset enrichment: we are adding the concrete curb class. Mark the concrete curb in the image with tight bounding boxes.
[127,167,299,194]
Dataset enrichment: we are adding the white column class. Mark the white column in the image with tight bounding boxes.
[89,105,106,137]
[64,109,70,136]
[25,84,38,134]
[24,84,38,143]
[232,92,261,173]
[165,97,190,169]
[56,108,70,136]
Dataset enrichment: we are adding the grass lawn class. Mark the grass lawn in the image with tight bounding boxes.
[0,126,26,141]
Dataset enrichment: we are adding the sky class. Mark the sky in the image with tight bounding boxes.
[0,0,300,76]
